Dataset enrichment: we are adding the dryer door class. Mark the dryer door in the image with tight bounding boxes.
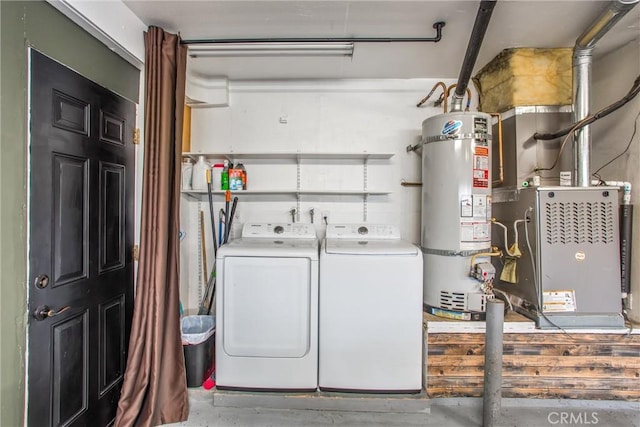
[222,256,311,358]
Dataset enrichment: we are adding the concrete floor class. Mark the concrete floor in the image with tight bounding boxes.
[163,389,640,427]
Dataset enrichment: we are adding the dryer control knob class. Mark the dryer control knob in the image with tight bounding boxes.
[274,225,284,234]
[357,226,368,235]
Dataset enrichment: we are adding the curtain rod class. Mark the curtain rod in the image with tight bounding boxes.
[181,21,445,45]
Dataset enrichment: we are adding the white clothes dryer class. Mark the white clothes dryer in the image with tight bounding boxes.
[319,224,423,392]
[215,223,318,391]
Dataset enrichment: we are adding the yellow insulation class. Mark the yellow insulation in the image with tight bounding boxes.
[473,48,572,113]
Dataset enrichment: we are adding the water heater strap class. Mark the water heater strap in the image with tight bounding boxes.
[423,133,491,144]
[421,247,488,257]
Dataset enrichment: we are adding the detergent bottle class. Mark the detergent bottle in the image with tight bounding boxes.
[191,155,208,191]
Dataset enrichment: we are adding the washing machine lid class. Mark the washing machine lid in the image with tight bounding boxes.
[218,236,319,259]
[324,238,419,255]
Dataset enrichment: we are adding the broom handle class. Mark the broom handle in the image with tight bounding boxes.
[200,210,208,288]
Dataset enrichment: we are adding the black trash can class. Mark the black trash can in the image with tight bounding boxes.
[181,315,216,388]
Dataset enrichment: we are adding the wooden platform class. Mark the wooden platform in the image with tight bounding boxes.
[212,389,431,413]
[424,312,640,401]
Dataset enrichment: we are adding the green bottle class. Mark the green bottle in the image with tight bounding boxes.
[221,160,229,190]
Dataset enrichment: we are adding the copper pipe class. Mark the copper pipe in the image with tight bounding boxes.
[465,88,473,111]
[490,112,504,187]
[416,82,447,111]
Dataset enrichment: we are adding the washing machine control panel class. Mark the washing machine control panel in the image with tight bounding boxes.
[242,223,317,238]
[326,224,400,239]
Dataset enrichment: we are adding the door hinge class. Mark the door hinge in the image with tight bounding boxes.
[132,244,139,261]
[133,128,140,145]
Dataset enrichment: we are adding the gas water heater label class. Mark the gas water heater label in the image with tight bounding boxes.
[473,117,489,133]
[460,222,490,242]
[460,195,491,243]
[473,146,489,188]
[460,196,473,217]
[473,195,487,218]
[461,195,490,218]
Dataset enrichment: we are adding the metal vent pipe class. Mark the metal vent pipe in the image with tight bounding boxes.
[450,0,497,112]
[573,0,639,187]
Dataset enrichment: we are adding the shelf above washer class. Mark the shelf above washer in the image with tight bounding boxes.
[182,152,394,161]
[181,189,392,199]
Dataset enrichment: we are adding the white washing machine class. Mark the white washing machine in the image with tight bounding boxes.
[215,223,318,390]
[319,224,423,392]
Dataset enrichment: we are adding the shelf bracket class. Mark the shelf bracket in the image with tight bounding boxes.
[296,155,301,222]
[363,158,369,222]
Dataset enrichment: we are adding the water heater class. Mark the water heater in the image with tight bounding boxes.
[421,112,494,319]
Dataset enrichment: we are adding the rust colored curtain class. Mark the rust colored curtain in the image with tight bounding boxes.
[115,27,188,427]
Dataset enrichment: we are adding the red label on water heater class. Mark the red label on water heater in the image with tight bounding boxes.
[473,147,489,188]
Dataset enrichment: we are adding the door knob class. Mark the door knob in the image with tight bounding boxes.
[33,305,70,321]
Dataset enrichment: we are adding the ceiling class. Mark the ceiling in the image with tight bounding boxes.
[123,0,640,81]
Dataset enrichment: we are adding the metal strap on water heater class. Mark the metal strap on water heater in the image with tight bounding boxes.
[421,247,488,257]
[423,133,491,144]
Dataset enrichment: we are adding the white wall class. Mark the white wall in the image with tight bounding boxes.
[591,39,640,322]
[46,0,145,68]
[182,43,640,320]
[180,78,461,313]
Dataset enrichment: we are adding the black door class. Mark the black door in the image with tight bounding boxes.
[28,50,135,427]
